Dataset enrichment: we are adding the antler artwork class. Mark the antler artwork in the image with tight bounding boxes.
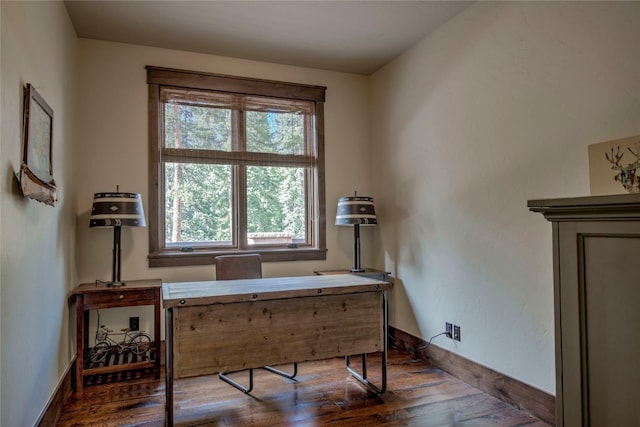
[605,142,640,193]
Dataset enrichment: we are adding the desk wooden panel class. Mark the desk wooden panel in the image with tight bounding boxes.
[163,274,391,425]
[175,292,382,377]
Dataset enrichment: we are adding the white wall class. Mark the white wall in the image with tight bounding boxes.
[0,1,77,425]
[74,40,375,331]
[371,1,640,394]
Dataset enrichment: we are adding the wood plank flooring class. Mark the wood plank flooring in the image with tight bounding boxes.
[57,350,550,426]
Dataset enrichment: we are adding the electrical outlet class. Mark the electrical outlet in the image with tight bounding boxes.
[445,322,453,338]
[453,325,461,341]
[129,316,139,331]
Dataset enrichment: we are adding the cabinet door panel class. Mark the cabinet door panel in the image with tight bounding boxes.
[584,236,640,427]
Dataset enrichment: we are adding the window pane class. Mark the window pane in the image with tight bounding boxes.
[164,103,231,151]
[246,166,306,245]
[246,111,305,155]
[165,162,233,245]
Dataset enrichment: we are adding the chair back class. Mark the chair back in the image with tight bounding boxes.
[215,254,262,280]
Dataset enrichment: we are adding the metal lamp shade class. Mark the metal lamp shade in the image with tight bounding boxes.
[335,196,377,226]
[89,192,146,285]
[336,195,377,272]
[89,192,146,228]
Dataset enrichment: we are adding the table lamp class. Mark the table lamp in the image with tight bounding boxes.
[89,189,146,286]
[336,193,377,272]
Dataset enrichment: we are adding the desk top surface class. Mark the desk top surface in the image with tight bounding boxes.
[162,274,391,308]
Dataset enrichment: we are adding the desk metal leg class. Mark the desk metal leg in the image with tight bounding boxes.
[220,362,297,393]
[263,362,298,379]
[165,308,174,427]
[345,291,388,395]
[219,369,254,394]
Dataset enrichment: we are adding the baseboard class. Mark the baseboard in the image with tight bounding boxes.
[390,326,555,425]
[36,356,76,427]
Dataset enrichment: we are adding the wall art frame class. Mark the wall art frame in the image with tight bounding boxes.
[588,135,640,196]
[19,83,57,206]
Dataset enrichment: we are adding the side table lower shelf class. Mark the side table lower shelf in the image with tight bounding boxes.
[81,345,158,387]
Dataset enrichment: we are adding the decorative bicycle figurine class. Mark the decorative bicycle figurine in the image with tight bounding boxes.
[89,325,152,364]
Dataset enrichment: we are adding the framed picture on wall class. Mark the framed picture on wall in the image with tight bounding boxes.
[23,83,53,181]
[19,83,57,206]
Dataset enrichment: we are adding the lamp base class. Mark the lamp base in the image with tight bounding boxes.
[95,279,127,287]
[349,268,366,273]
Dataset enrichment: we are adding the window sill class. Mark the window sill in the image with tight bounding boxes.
[148,248,327,268]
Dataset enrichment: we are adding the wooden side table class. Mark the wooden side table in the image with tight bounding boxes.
[72,279,162,392]
[314,268,389,282]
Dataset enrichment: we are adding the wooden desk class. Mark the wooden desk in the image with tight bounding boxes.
[163,274,391,425]
[72,279,162,393]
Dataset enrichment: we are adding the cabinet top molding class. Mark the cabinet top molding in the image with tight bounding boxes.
[528,193,640,221]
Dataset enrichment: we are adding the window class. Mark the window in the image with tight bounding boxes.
[147,67,327,267]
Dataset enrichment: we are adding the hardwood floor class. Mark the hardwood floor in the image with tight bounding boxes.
[57,350,550,426]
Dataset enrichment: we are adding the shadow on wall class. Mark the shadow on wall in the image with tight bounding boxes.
[387,276,420,337]
[75,208,141,283]
[8,165,29,204]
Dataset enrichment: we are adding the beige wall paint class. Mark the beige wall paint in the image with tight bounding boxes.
[74,40,376,331]
[0,1,77,425]
[4,1,638,419]
[371,1,640,394]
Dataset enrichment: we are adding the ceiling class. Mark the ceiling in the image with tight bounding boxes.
[64,1,473,75]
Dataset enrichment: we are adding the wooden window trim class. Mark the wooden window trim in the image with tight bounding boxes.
[146,66,327,267]
[147,66,326,101]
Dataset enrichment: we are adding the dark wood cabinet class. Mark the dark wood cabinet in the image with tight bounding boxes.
[72,279,161,392]
[529,194,640,427]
